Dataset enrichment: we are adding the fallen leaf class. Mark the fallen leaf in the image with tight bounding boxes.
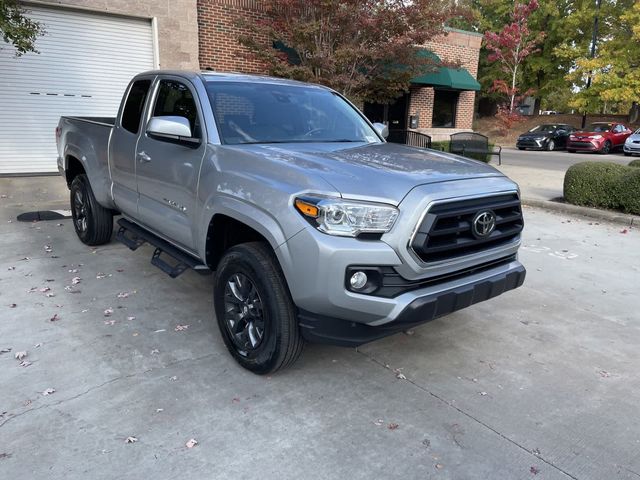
[174,324,189,332]
[104,320,116,326]
[34,343,41,348]
[156,408,163,413]
[96,272,107,279]
[27,287,38,293]
[0,348,12,354]
[403,329,415,336]
[104,308,114,317]
[44,245,53,252]
[620,228,628,234]
[19,257,30,261]
[42,388,56,396]
[530,466,539,475]
[117,292,130,299]
[71,277,81,285]
[125,436,138,444]
[373,419,384,426]
[81,309,88,313]
[14,351,28,360]
[116,268,125,273]
[435,464,444,470]
[126,316,136,321]
[45,293,55,298]
[39,287,51,293]
[49,313,60,322]
[169,376,178,381]
[7,266,15,271]
[479,391,488,396]
[150,349,159,355]
[185,438,198,449]
[388,423,399,430]
[154,329,166,333]
[19,361,32,367]
[599,370,611,378]
[68,269,78,273]
[9,304,16,308]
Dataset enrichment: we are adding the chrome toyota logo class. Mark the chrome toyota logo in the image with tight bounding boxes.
[472,210,496,238]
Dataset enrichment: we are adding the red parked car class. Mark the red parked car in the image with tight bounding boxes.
[567,122,633,154]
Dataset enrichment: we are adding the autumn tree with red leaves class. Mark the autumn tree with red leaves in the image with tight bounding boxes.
[238,0,468,103]
[484,0,545,113]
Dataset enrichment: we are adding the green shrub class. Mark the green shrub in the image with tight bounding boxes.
[563,162,640,214]
[629,159,640,168]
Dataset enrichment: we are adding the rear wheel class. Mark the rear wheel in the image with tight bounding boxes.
[600,141,612,154]
[70,174,113,245]
[213,242,303,374]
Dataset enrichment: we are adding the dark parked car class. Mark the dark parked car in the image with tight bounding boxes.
[567,122,633,154]
[516,124,575,151]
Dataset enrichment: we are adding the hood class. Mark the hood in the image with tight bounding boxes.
[519,131,552,139]
[571,130,605,137]
[230,142,504,205]
[626,133,640,142]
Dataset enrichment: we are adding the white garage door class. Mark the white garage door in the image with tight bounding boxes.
[0,6,156,174]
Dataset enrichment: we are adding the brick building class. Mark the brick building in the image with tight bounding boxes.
[197,0,482,141]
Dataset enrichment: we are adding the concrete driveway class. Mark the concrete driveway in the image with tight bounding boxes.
[1,178,639,479]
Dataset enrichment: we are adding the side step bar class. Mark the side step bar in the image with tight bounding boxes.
[116,218,211,278]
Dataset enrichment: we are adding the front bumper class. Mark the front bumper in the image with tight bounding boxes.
[567,140,600,151]
[624,143,640,154]
[516,138,546,150]
[299,262,526,346]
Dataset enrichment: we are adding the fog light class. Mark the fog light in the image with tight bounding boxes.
[349,271,368,290]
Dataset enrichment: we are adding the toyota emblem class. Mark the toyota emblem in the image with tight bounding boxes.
[472,210,496,238]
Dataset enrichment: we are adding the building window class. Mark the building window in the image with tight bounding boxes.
[432,90,458,128]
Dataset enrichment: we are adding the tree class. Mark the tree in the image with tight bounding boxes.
[559,0,639,114]
[0,0,44,56]
[237,0,468,104]
[483,0,545,112]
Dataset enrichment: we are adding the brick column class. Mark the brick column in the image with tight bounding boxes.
[408,86,434,129]
[455,91,475,129]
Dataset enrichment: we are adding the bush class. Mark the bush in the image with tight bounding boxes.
[563,162,640,214]
[629,159,640,168]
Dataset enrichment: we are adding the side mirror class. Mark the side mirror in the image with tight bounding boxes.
[372,122,389,139]
[147,116,192,138]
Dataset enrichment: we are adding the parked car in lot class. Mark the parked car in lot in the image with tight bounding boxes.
[516,124,575,151]
[56,70,526,373]
[567,122,633,154]
[623,128,640,156]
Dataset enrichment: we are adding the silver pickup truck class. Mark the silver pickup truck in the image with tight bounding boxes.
[57,70,526,374]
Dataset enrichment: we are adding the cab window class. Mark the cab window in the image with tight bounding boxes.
[153,80,201,137]
[121,80,151,134]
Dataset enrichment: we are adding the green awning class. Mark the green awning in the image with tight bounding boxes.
[411,50,481,91]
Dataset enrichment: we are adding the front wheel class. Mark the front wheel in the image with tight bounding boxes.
[213,242,303,374]
[70,174,113,245]
[624,152,631,157]
[547,139,555,151]
[600,141,612,154]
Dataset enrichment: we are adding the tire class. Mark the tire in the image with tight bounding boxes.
[567,149,576,153]
[70,174,113,245]
[547,139,555,151]
[213,242,303,374]
[517,147,525,150]
[624,152,631,157]
[600,141,611,154]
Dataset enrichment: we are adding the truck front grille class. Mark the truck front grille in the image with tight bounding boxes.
[410,194,523,263]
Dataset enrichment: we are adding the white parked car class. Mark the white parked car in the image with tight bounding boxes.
[624,128,640,156]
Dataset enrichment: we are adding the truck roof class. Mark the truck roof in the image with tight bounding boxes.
[134,70,330,90]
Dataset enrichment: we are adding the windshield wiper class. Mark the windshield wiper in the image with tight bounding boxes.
[236,139,366,145]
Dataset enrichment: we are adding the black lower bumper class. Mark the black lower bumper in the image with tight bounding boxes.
[299,264,526,347]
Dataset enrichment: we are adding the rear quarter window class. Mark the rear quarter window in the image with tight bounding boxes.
[121,80,152,134]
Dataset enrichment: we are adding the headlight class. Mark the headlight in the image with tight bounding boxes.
[569,135,576,140]
[294,196,398,237]
[590,135,603,139]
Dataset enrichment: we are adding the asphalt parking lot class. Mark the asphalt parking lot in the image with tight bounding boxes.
[1,177,639,480]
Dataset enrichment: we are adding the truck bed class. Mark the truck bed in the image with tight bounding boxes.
[61,116,116,127]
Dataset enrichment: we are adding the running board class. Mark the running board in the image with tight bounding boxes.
[116,218,211,278]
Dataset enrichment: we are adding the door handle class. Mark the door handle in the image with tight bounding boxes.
[137,151,151,163]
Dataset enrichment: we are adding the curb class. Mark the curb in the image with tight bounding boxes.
[522,198,638,227]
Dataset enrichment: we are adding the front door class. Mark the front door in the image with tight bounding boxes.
[135,77,206,251]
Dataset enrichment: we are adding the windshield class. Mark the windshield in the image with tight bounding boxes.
[205,81,381,145]
[529,124,558,133]
[589,123,612,132]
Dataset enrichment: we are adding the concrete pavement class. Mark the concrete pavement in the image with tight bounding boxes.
[1,176,639,479]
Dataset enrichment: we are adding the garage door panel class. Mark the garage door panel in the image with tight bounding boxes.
[0,6,155,174]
